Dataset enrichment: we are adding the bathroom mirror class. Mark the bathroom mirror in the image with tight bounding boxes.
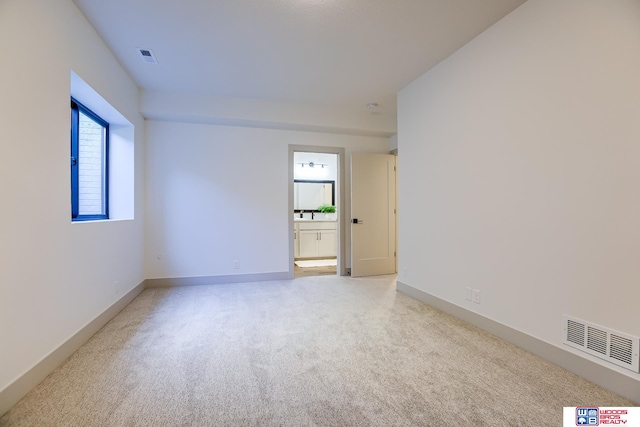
[294,180,335,211]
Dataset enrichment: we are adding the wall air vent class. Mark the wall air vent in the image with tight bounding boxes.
[563,315,639,373]
[137,48,158,64]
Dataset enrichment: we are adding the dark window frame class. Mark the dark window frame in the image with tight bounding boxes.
[71,97,109,221]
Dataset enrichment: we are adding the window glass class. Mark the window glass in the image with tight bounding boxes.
[71,98,109,221]
[78,111,107,216]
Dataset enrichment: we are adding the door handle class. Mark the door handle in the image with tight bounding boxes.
[352,218,364,224]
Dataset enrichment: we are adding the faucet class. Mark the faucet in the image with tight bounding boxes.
[299,210,303,218]
[311,211,315,220]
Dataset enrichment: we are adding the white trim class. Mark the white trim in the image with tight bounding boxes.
[396,281,640,404]
[0,282,145,417]
[144,272,290,288]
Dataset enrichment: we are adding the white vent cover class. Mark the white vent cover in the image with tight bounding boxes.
[136,48,158,64]
[563,315,639,373]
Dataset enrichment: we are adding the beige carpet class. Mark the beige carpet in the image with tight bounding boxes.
[1,275,634,426]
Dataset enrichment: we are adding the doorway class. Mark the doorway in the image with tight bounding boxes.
[289,146,345,278]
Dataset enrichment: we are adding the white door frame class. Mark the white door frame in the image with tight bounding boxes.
[288,145,346,277]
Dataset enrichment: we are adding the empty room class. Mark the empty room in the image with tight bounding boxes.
[1,0,639,425]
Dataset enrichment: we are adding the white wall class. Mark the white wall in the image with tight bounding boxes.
[389,134,398,153]
[145,121,389,279]
[0,0,144,393]
[141,91,396,138]
[398,0,640,380]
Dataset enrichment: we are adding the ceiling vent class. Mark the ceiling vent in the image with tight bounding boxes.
[563,315,639,373]
[137,48,158,64]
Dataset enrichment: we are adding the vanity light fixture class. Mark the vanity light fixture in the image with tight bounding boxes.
[299,162,326,168]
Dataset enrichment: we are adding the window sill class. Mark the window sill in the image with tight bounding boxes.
[71,218,134,224]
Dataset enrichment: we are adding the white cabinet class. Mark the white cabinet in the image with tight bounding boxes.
[299,230,320,258]
[294,221,337,259]
[316,229,336,257]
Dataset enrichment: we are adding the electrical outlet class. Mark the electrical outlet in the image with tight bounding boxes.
[233,260,239,269]
[465,287,472,301]
[472,289,481,304]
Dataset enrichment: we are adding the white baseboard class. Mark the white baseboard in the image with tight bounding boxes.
[0,281,145,417]
[7,278,633,418]
[1,272,290,417]
[144,271,291,287]
[396,281,640,404]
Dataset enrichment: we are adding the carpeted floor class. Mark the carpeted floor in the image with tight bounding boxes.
[1,275,634,426]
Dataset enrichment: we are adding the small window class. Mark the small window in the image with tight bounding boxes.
[71,98,109,221]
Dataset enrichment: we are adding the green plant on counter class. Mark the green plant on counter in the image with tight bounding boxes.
[317,204,336,213]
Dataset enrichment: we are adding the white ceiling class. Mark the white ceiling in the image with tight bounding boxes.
[73,0,526,120]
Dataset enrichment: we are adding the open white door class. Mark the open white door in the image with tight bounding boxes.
[350,152,396,277]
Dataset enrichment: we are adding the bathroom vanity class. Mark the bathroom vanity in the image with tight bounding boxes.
[294,220,337,259]
[293,178,337,259]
